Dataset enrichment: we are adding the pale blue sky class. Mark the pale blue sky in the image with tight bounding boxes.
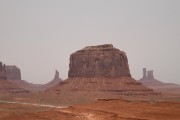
[0,0,180,84]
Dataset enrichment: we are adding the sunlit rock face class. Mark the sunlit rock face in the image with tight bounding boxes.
[68,44,131,78]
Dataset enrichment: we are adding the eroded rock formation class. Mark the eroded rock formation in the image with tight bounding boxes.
[68,44,131,78]
[139,68,164,86]
[140,68,154,80]
[6,66,21,80]
[0,62,7,80]
[0,62,28,94]
[147,70,154,80]
[54,70,59,79]
[48,44,158,104]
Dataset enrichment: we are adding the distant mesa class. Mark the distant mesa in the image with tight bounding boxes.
[7,69,63,92]
[0,62,21,80]
[139,68,180,96]
[6,66,21,80]
[139,67,179,87]
[0,61,54,92]
[141,68,154,80]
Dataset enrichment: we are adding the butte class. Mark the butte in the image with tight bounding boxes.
[0,62,29,96]
[48,44,159,103]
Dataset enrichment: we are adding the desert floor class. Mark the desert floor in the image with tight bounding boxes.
[0,99,180,120]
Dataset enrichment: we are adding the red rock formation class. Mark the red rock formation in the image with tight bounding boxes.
[142,68,147,79]
[0,62,7,80]
[0,62,28,96]
[147,70,154,80]
[48,44,158,103]
[68,44,131,78]
[54,70,59,79]
[7,70,63,92]
[6,66,21,80]
[139,68,163,85]
[139,68,180,97]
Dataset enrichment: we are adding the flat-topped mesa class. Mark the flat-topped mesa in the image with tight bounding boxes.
[6,66,21,80]
[68,44,131,78]
[82,44,114,51]
[143,68,147,79]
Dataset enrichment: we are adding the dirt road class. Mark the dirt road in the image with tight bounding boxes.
[0,100,67,108]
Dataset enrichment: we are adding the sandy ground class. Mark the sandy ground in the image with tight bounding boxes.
[0,99,180,120]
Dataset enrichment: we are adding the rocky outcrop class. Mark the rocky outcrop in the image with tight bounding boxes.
[0,62,7,80]
[68,44,131,78]
[54,70,59,79]
[147,70,154,80]
[7,70,63,92]
[6,66,21,80]
[139,68,180,97]
[140,68,154,80]
[48,44,159,104]
[0,79,29,93]
[142,68,147,79]
[139,68,179,86]
[139,68,163,85]
[0,63,28,94]
[41,70,63,91]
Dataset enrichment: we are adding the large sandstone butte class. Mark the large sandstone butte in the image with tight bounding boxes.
[41,70,63,91]
[48,44,159,104]
[6,69,63,93]
[68,44,131,78]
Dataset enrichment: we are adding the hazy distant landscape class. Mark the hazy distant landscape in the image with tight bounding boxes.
[0,0,180,120]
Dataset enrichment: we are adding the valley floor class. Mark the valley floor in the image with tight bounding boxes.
[0,99,180,120]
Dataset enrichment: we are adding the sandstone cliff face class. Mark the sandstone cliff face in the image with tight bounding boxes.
[0,62,7,80]
[0,63,28,94]
[6,66,21,80]
[68,44,131,78]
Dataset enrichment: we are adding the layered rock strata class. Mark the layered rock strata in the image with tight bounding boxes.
[68,44,131,78]
[48,44,159,103]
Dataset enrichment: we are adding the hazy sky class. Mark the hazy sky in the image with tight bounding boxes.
[0,0,180,84]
